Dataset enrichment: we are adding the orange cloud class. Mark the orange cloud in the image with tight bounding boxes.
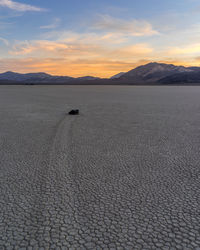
[0,57,150,77]
[9,39,153,60]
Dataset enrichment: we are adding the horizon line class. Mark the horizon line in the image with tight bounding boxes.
[0,61,196,79]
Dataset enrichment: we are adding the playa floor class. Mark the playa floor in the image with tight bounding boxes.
[0,86,200,249]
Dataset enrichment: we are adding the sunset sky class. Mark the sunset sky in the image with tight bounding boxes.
[0,0,200,77]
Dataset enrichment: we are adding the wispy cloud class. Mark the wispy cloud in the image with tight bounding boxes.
[0,37,9,45]
[10,40,69,55]
[9,38,154,61]
[0,0,46,12]
[92,15,159,36]
[40,18,60,29]
[41,30,128,45]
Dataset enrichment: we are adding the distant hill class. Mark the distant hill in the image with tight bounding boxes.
[2,62,200,85]
[118,62,193,83]
[0,71,54,81]
[0,71,100,84]
[77,76,101,81]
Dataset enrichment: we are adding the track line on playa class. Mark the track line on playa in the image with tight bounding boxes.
[26,113,80,248]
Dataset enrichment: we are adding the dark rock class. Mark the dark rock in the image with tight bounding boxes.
[68,109,79,115]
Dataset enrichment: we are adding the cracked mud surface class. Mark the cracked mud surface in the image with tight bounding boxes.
[0,86,200,249]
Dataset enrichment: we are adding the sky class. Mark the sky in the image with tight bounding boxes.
[0,0,200,77]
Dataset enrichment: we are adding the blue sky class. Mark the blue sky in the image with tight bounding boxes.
[0,0,200,77]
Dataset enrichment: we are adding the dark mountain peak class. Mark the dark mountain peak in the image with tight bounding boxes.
[132,62,189,73]
[26,72,51,76]
[0,71,23,81]
[119,62,193,82]
[2,71,20,75]
[142,62,163,67]
[145,62,173,66]
[77,76,101,81]
[24,72,53,79]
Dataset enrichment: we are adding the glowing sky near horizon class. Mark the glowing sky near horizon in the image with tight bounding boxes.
[0,0,200,77]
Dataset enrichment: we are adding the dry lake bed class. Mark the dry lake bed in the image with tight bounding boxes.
[0,85,200,249]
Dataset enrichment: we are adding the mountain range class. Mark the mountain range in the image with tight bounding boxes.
[0,71,101,84]
[1,62,200,85]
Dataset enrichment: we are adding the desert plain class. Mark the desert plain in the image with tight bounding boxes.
[0,85,200,249]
